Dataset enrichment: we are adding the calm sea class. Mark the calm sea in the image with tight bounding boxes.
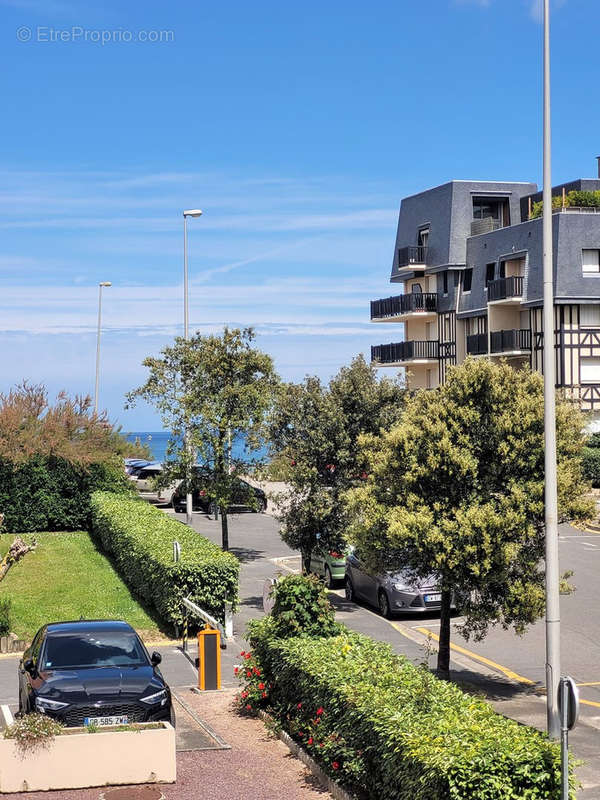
[125,431,267,464]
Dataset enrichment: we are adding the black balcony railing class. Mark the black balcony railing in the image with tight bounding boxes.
[490,329,531,353]
[370,292,438,320]
[487,276,524,302]
[371,340,439,364]
[397,245,428,269]
[466,333,488,355]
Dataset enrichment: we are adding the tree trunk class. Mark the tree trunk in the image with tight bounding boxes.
[436,589,452,676]
[221,509,229,551]
[302,548,312,574]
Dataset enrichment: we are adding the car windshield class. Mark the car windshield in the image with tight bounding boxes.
[41,631,148,670]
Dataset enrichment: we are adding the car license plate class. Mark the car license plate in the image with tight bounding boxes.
[84,715,128,727]
[424,593,441,603]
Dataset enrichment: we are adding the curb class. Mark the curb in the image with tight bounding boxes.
[173,689,231,750]
[257,710,356,800]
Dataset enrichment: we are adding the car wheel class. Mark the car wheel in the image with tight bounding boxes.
[345,576,355,602]
[208,501,218,518]
[256,498,266,514]
[378,590,392,619]
[324,566,333,589]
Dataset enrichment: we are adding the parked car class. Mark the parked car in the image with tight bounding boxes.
[18,620,173,728]
[345,550,444,618]
[309,547,347,587]
[130,463,179,505]
[172,477,267,515]
[124,458,152,476]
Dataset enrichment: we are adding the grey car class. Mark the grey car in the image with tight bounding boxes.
[345,550,443,618]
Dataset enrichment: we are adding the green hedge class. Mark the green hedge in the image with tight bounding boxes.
[0,456,130,533]
[582,446,600,488]
[90,492,239,629]
[247,619,570,800]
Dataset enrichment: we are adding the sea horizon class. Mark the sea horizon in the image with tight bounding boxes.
[125,430,268,464]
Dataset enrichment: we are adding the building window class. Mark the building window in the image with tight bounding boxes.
[485,263,495,289]
[418,228,430,248]
[463,268,473,293]
[580,305,600,328]
[443,272,448,296]
[582,249,600,274]
[580,357,600,384]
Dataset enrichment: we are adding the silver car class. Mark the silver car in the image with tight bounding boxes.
[345,550,443,618]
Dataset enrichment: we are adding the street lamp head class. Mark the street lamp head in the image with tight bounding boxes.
[183,209,203,218]
[99,281,112,287]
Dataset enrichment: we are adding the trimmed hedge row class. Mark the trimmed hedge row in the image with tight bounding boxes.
[248,618,570,800]
[0,456,131,533]
[90,492,239,629]
[582,446,600,488]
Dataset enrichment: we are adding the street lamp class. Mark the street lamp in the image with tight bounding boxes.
[93,281,112,416]
[542,0,561,740]
[183,210,203,525]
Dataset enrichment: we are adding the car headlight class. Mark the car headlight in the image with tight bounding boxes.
[140,689,168,706]
[393,583,409,591]
[35,697,69,713]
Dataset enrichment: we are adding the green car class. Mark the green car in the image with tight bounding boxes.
[309,547,347,588]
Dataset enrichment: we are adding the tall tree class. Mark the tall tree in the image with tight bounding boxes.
[127,327,278,550]
[344,358,593,675]
[269,355,405,570]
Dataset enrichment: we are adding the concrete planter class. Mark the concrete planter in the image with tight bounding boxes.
[0,722,176,793]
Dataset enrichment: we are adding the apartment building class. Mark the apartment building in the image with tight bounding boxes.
[370,166,600,409]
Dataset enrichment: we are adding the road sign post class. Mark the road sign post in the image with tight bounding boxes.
[558,675,579,799]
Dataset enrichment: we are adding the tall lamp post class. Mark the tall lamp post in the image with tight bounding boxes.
[542,0,561,740]
[183,210,203,525]
[94,281,112,416]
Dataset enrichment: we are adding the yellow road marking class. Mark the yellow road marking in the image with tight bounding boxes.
[576,681,600,687]
[581,699,600,708]
[414,627,535,685]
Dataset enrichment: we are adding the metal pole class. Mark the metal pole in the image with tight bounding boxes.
[183,214,193,526]
[542,0,561,741]
[94,284,102,415]
[560,678,569,800]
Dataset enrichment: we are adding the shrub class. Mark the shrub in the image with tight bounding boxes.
[0,456,131,533]
[90,492,239,629]
[245,619,571,800]
[4,712,64,756]
[0,597,11,635]
[582,446,600,488]
[270,574,339,639]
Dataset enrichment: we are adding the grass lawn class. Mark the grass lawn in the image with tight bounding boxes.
[0,531,167,642]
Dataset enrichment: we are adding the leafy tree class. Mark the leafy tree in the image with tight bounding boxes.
[268,355,405,571]
[126,327,278,550]
[344,358,593,675]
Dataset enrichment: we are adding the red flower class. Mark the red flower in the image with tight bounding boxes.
[253,667,261,676]
[245,704,252,711]
[244,653,252,660]
[316,707,324,716]
[258,682,265,690]
[240,651,246,657]
[261,691,267,698]
[307,737,313,745]
[332,762,339,770]
[246,670,252,678]
[297,702,302,709]
[234,667,239,675]
[319,743,324,748]
[241,691,248,699]
[299,731,304,737]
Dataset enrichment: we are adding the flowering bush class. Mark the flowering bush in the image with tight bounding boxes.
[4,713,64,757]
[269,574,339,639]
[234,650,270,715]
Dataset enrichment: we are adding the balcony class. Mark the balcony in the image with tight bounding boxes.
[396,245,428,270]
[371,340,439,366]
[466,333,488,356]
[470,218,502,236]
[490,329,531,355]
[370,292,438,322]
[487,276,524,303]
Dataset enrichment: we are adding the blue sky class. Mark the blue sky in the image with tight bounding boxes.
[0,0,598,429]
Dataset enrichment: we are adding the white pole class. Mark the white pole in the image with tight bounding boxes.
[94,282,111,416]
[183,214,193,526]
[542,0,561,741]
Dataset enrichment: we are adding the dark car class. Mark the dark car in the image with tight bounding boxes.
[18,620,173,728]
[172,477,267,515]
